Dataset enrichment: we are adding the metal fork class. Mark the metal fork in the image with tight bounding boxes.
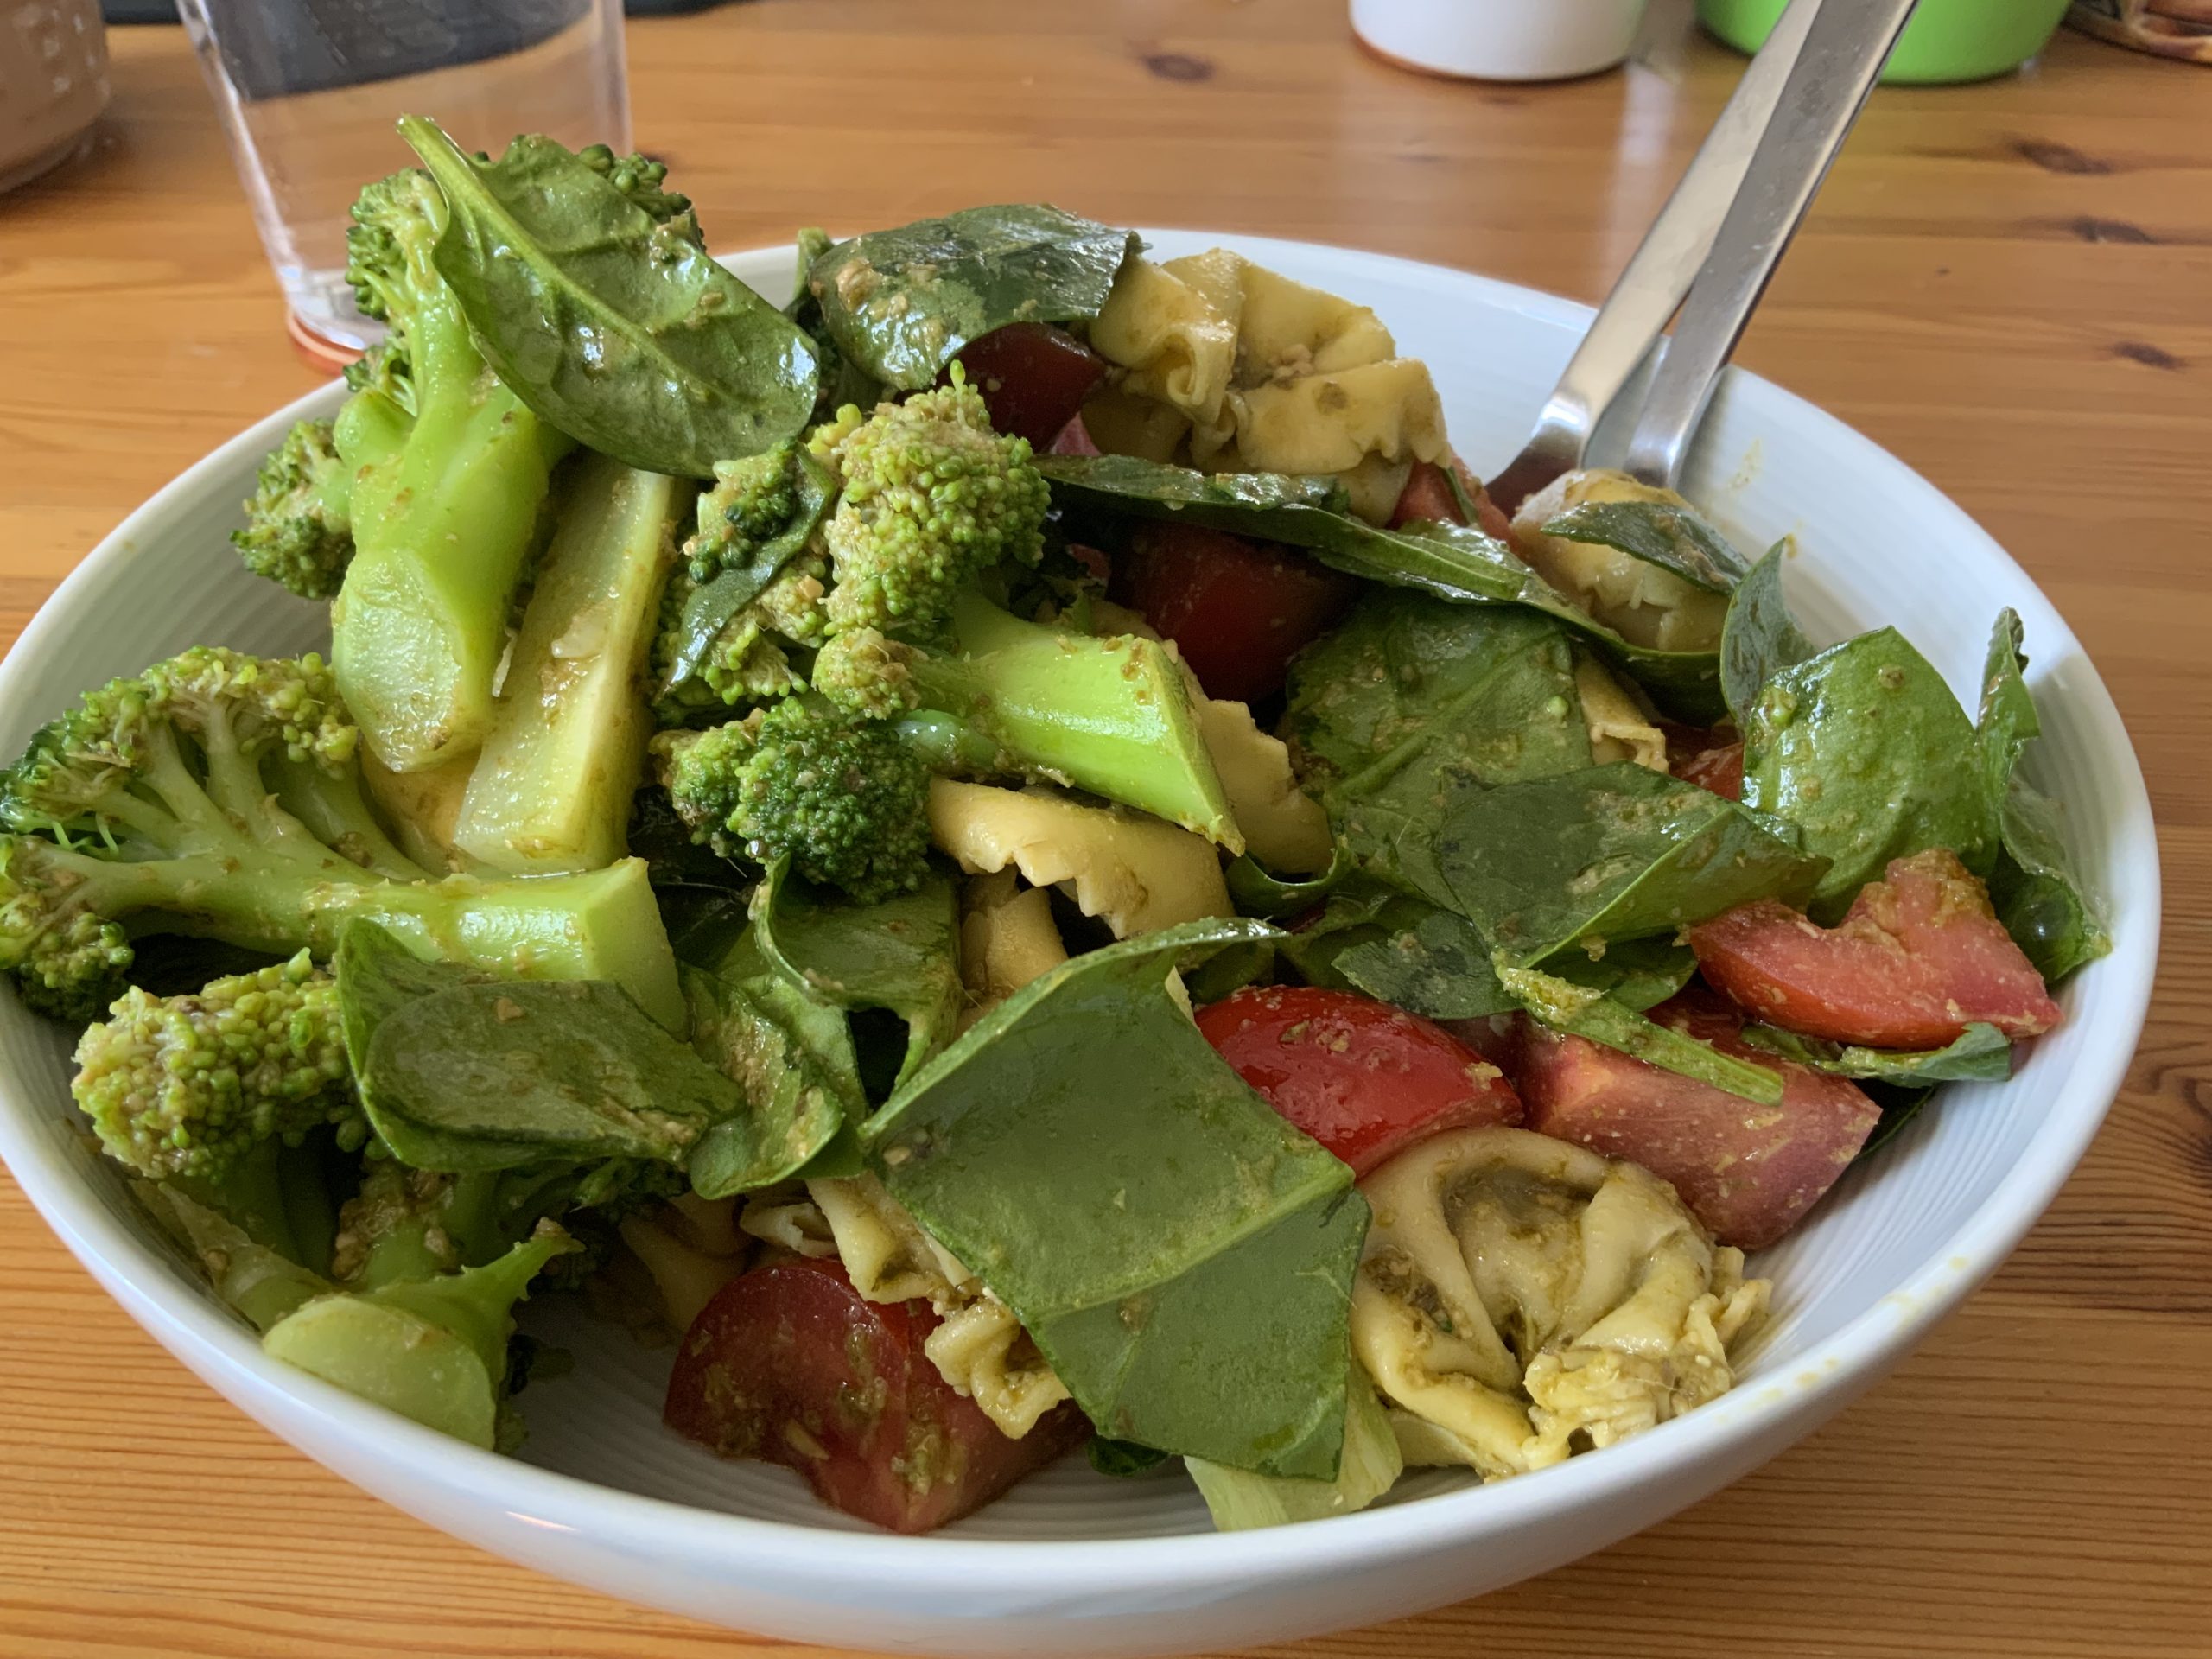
[1487,0,1920,513]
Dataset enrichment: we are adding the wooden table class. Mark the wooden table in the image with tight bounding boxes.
[3,2,2208,1653]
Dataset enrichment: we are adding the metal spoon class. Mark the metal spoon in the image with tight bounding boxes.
[1486,0,1918,512]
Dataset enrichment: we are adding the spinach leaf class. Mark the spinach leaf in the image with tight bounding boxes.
[356,976,747,1180]
[1853,1082,1934,1161]
[680,964,855,1191]
[1974,611,2110,982]
[1435,763,1826,963]
[867,919,1366,1479]
[334,919,485,1084]
[1741,627,1997,918]
[807,205,1139,390]
[1088,1438,1173,1478]
[665,446,838,687]
[1719,539,1815,728]
[1497,961,1784,1105]
[401,118,819,479]
[1537,498,1748,594]
[752,861,963,1086]
[1279,885,1516,1019]
[1225,849,1346,920]
[1739,1020,2013,1084]
[1286,591,1589,908]
[1039,454,1727,721]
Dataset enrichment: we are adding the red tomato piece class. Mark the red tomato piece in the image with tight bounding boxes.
[1197,986,1523,1175]
[1125,524,1359,703]
[1659,721,1745,802]
[1048,412,1102,455]
[664,1256,1087,1534]
[1688,848,2062,1049]
[1388,458,1514,543]
[1514,989,1882,1249]
[952,323,1108,451]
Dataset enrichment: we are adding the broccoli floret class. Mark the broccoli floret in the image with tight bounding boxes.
[653,697,931,903]
[576,143,699,233]
[232,419,354,601]
[0,647,683,1029]
[72,950,359,1183]
[810,626,918,721]
[686,443,804,582]
[328,158,572,772]
[817,368,1050,634]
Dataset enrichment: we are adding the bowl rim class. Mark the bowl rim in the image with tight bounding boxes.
[0,233,2160,1591]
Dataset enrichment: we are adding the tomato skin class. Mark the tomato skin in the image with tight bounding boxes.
[1048,412,1102,455]
[1659,721,1745,802]
[1198,986,1522,1175]
[1514,989,1881,1249]
[1125,524,1359,703]
[664,1256,1085,1533]
[1389,458,1514,543]
[952,323,1108,450]
[1688,848,2061,1048]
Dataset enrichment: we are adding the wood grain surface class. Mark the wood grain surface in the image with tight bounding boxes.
[3,2,2209,1655]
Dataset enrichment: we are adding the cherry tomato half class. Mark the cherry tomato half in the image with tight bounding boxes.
[1125,524,1358,704]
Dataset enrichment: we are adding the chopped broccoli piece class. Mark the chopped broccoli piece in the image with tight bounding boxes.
[233,418,354,601]
[817,368,1051,634]
[0,647,683,1029]
[328,164,572,772]
[654,697,932,903]
[575,143,698,232]
[72,950,359,1183]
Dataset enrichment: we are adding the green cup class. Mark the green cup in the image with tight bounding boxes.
[1697,0,2075,84]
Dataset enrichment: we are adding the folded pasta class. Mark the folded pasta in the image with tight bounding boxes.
[1090,249,1448,518]
[1351,1126,1768,1480]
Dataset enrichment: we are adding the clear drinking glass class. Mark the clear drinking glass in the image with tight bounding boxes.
[177,0,632,352]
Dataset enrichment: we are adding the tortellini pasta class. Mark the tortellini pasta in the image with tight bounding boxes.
[959,869,1069,1027]
[1090,249,1449,521]
[1510,470,1729,652]
[747,1173,1074,1440]
[1573,656,1669,774]
[1351,1127,1767,1480]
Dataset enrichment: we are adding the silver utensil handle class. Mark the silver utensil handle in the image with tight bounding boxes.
[1624,0,1919,490]
[1522,0,1827,471]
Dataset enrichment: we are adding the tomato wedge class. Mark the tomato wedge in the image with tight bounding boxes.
[1388,457,1514,543]
[1124,524,1359,703]
[1660,720,1745,802]
[952,323,1108,451]
[1514,989,1882,1249]
[1688,848,2061,1049]
[1197,986,1523,1176]
[664,1256,1086,1533]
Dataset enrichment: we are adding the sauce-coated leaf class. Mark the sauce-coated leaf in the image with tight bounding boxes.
[1498,961,1784,1105]
[1719,539,1814,728]
[865,919,1366,1479]
[808,205,1139,390]
[1039,454,1727,721]
[1436,763,1827,963]
[1742,627,1997,919]
[1739,1020,2013,1084]
[402,118,818,478]
[1538,498,1749,594]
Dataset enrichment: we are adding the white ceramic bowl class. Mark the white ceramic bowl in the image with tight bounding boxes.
[1351,0,1652,81]
[0,235,2158,1656]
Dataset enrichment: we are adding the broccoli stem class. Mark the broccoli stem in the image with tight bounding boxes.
[913,592,1241,848]
[455,456,685,874]
[330,263,572,774]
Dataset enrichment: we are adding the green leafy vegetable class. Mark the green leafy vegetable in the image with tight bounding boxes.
[807,205,1139,389]
[1853,1083,1934,1161]
[1739,1020,2013,1084]
[1278,885,1514,1020]
[1225,849,1346,920]
[1435,763,1827,964]
[1186,1373,1402,1529]
[1974,611,2109,982]
[1088,1438,1173,1478]
[399,118,818,478]
[1742,626,1997,918]
[1719,539,1815,728]
[1497,961,1783,1105]
[866,919,1367,1479]
[752,860,963,1086]
[1537,498,1748,594]
[1287,591,1590,909]
[680,965,855,1187]
[1039,454,1727,721]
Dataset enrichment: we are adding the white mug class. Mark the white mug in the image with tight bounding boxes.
[0,0,108,194]
[1352,0,1655,80]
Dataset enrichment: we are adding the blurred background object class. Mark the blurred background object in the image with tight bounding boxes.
[2068,0,2212,61]
[1700,0,2072,81]
[0,0,109,194]
[1351,0,1655,81]
[175,0,632,353]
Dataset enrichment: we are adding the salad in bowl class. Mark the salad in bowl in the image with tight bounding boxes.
[0,119,2107,1538]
